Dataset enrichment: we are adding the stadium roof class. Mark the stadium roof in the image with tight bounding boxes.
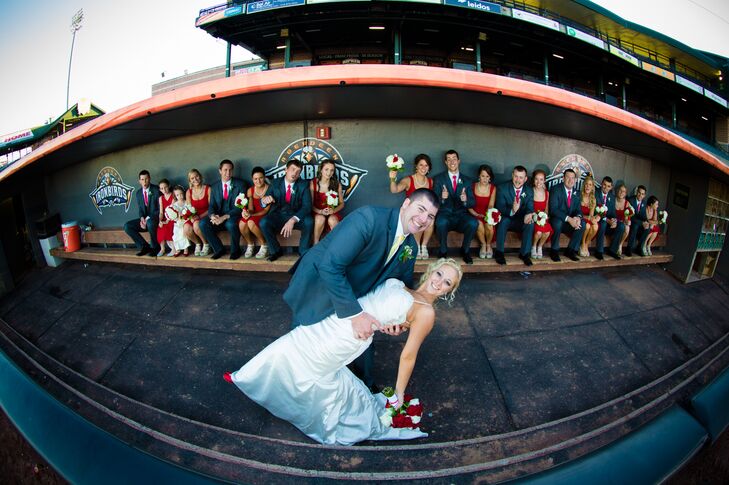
[196,0,727,84]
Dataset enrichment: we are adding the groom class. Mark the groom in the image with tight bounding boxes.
[284,188,440,389]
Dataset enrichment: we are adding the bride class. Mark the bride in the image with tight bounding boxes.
[225,258,463,445]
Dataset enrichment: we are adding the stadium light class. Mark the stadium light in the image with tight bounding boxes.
[369,26,385,30]
[66,8,84,110]
[552,53,564,59]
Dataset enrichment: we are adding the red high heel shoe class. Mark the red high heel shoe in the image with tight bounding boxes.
[223,372,233,383]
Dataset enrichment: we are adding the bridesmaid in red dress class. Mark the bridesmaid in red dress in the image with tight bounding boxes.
[467,164,496,259]
[613,183,634,256]
[642,196,661,256]
[530,169,553,259]
[389,154,434,259]
[238,166,271,258]
[579,175,599,257]
[183,169,211,256]
[311,159,345,245]
[156,179,174,256]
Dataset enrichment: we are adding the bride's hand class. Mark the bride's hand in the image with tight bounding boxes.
[351,312,382,340]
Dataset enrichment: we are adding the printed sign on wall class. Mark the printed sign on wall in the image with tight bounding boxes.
[89,166,134,214]
[546,154,595,190]
[270,138,368,201]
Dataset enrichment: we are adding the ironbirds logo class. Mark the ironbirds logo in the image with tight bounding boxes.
[269,138,368,201]
[546,154,595,190]
[89,166,134,214]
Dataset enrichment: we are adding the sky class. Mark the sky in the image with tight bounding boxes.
[0,0,728,137]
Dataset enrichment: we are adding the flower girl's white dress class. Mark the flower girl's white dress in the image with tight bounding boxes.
[230,279,428,445]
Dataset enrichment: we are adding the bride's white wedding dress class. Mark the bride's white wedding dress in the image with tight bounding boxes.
[230,278,428,445]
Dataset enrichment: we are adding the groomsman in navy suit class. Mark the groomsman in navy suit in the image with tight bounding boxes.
[284,188,440,389]
[199,159,249,260]
[594,176,623,260]
[494,165,535,266]
[260,159,313,261]
[431,150,478,264]
[548,169,585,261]
[625,185,648,257]
[124,170,161,257]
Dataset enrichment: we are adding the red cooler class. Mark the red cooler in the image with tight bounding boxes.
[61,221,81,252]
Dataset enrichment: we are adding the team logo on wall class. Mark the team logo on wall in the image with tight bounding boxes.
[89,166,134,214]
[546,154,595,190]
[269,138,368,201]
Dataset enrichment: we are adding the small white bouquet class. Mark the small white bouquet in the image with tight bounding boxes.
[485,208,502,226]
[164,206,178,221]
[234,193,249,210]
[534,211,548,227]
[325,190,339,208]
[386,154,405,171]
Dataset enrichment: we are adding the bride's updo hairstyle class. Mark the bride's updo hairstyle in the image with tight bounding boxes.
[418,258,463,306]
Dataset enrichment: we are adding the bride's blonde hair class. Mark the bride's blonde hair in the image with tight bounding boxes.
[418,258,463,306]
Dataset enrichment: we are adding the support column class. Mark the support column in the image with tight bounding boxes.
[284,37,291,68]
[544,54,549,85]
[225,42,231,78]
[476,41,482,73]
[394,29,401,65]
[622,82,627,110]
[672,100,677,129]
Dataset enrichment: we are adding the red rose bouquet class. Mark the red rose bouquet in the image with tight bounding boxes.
[486,208,502,226]
[379,387,424,429]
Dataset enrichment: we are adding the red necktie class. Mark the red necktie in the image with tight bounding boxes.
[515,188,521,201]
[452,175,457,192]
[285,184,292,203]
[603,193,607,204]
[143,190,148,206]
[567,190,572,208]
[636,201,641,212]
[223,183,228,200]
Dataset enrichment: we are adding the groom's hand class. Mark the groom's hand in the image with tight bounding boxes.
[381,324,407,336]
[351,312,382,340]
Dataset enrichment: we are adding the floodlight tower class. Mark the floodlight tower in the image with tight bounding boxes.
[66,9,84,110]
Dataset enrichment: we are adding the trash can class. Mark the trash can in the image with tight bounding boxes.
[61,221,81,252]
[39,235,64,267]
[35,213,61,239]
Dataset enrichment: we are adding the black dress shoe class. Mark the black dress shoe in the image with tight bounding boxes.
[565,249,580,261]
[437,251,448,259]
[594,252,604,261]
[519,253,533,266]
[550,249,561,262]
[136,247,150,257]
[624,247,632,257]
[229,250,241,260]
[462,252,473,265]
[267,250,283,262]
[606,249,621,260]
[211,250,225,260]
[494,250,506,265]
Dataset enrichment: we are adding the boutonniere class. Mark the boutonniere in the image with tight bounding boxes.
[398,245,414,262]
[520,191,525,199]
[457,178,462,186]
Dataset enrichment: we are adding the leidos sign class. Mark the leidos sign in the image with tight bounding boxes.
[269,138,368,200]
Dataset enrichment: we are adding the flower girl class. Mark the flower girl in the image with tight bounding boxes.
[166,185,193,257]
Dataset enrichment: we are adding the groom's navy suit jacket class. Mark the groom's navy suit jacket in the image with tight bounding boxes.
[284,206,416,326]
[265,177,312,221]
[549,183,581,221]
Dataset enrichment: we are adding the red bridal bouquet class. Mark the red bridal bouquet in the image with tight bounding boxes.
[379,387,424,429]
[485,208,502,226]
